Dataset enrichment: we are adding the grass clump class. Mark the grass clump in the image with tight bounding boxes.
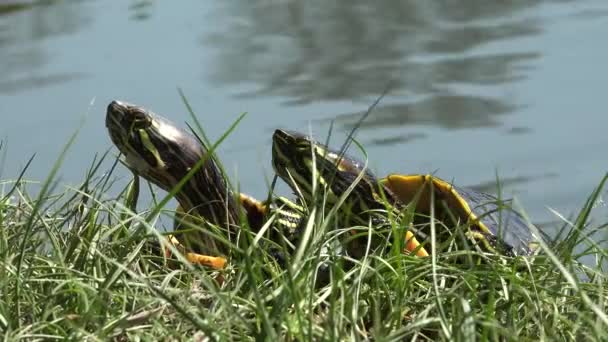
[0,116,607,341]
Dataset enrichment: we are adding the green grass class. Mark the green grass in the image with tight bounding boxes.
[1,113,607,341]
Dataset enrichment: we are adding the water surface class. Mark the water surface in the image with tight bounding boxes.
[1,0,607,229]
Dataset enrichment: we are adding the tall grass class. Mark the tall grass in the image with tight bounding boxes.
[0,110,607,341]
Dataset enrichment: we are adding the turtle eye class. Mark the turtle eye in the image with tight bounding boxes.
[130,110,151,129]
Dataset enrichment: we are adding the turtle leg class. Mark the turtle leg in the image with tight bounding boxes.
[164,235,227,269]
[168,192,275,269]
[348,227,429,258]
[168,204,228,270]
[405,230,429,257]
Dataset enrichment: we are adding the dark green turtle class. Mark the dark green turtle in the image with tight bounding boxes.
[271,129,538,257]
[105,101,305,269]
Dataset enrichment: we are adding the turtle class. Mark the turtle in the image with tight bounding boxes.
[106,101,424,270]
[271,129,539,257]
[105,100,305,269]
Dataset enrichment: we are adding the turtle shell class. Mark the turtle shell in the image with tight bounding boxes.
[382,174,537,256]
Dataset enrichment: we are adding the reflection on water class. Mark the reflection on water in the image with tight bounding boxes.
[335,94,520,130]
[0,72,84,94]
[467,172,559,195]
[505,126,533,135]
[207,0,545,130]
[128,0,154,21]
[368,132,427,146]
[0,1,35,16]
[0,0,88,94]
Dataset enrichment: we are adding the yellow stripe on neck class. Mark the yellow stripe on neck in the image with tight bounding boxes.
[138,129,165,168]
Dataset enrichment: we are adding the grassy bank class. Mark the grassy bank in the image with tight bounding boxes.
[1,121,607,341]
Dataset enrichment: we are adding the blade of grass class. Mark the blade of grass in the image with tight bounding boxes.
[14,118,84,326]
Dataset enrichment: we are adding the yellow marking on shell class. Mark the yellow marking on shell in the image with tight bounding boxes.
[427,175,492,235]
[138,130,165,168]
[384,174,493,235]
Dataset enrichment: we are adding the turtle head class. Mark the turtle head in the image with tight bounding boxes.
[272,129,385,207]
[105,100,238,227]
[105,100,206,194]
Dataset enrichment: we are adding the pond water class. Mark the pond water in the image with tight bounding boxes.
[1,0,607,231]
